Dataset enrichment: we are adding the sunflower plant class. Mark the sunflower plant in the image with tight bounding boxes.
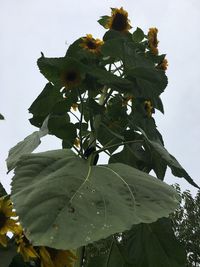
[1,7,199,267]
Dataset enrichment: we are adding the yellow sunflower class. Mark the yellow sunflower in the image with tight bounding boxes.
[0,197,20,247]
[39,246,77,267]
[80,34,104,54]
[15,226,39,262]
[157,58,168,71]
[144,100,154,117]
[61,69,81,89]
[147,27,159,55]
[105,7,132,32]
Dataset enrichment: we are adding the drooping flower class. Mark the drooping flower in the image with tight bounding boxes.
[147,27,159,55]
[0,197,20,247]
[105,7,132,32]
[39,246,77,267]
[80,34,104,54]
[61,69,81,89]
[144,100,154,117]
[15,226,39,262]
[157,58,168,71]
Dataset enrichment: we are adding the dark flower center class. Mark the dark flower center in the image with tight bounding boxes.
[0,211,7,229]
[86,40,97,49]
[111,13,128,31]
[65,71,78,82]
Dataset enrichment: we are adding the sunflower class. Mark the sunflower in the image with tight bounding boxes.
[39,246,77,267]
[0,197,19,247]
[157,58,168,71]
[147,27,159,55]
[105,7,132,32]
[61,69,81,89]
[15,227,39,262]
[80,34,104,54]
[144,100,154,117]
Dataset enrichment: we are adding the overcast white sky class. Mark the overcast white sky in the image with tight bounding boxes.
[0,0,200,194]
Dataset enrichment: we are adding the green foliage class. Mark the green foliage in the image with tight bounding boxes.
[132,27,145,43]
[85,219,186,267]
[0,239,17,267]
[0,113,4,120]
[0,182,7,197]
[171,184,200,267]
[1,6,198,267]
[6,118,48,172]
[11,149,178,249]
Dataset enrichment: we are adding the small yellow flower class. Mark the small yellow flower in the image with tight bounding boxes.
[144,100,154,117]
[80,34,104,54]
[61,69,81,89]
[0,197,20,246]
[157,58,168,71]
[148,27,159,55]
[39,247,77,267]
[15,226,39,262]
[105,7,132,32]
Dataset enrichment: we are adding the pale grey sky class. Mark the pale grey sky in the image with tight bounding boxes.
[1,0,200,194]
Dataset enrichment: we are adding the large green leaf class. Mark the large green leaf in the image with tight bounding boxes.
[127,67,168,98]
[139,128,199,188]
[11,149,179,250]
[6,119,48,172]
[121,218,186,267]
[85,238,124,267]
[88,67,132,93]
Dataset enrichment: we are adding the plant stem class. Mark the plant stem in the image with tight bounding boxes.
[74,246,85,267]
[78,89,84,157]
[95,140,143,154]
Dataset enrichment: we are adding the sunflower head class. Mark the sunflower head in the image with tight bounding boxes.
[80,34,104,54]
[144,100,154,117]
[147,27,159,55]
[0,197,19,247]
[61,68,81,89]
[105,7,132,32]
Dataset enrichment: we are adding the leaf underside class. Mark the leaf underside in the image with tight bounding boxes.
[11,149,179,249]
